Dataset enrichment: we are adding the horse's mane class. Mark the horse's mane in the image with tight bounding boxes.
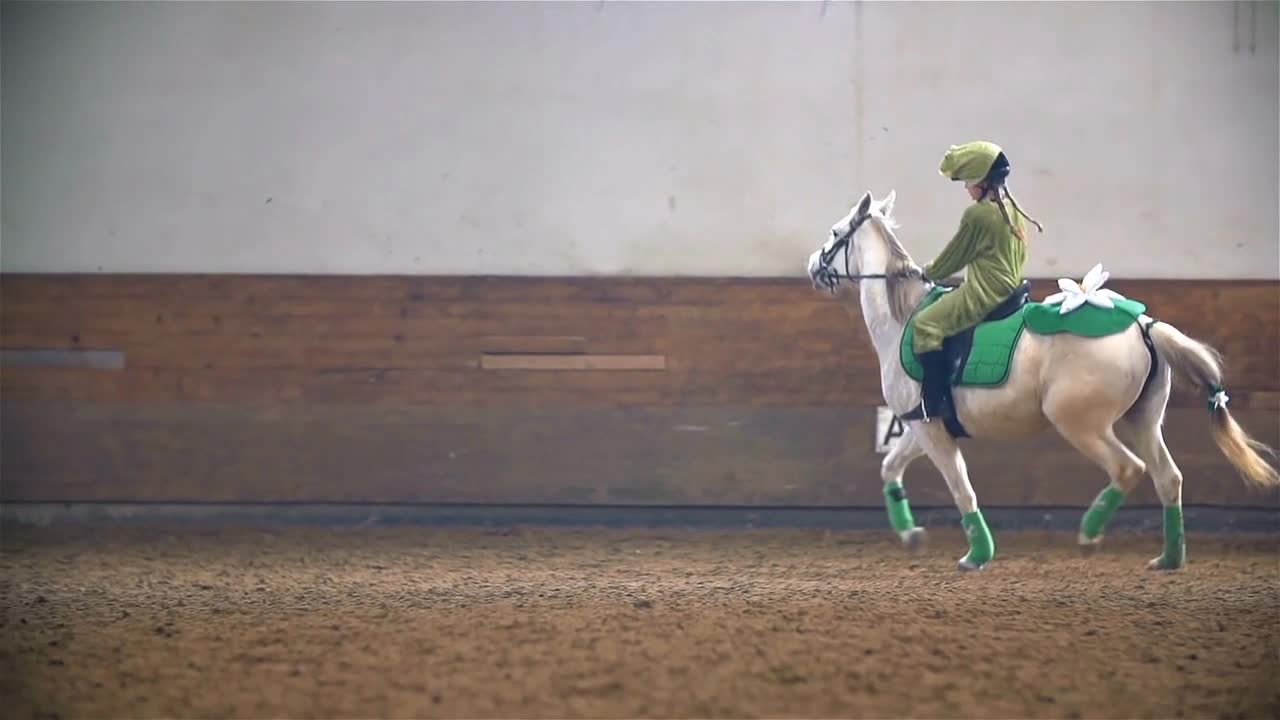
[867,212,926,324]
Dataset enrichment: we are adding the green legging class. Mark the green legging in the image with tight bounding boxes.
[912,283,1002,354]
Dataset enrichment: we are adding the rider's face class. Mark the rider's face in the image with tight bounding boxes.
[966,181,985,201]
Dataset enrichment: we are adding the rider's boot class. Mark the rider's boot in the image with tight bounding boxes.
[904,349,955,423]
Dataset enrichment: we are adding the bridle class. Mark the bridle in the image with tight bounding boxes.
[812,212,889,293]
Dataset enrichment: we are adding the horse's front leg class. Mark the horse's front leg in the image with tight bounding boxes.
[913,425,995,571]
[880,425,927,551]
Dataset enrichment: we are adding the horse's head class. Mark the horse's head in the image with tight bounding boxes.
[806,190,897,292]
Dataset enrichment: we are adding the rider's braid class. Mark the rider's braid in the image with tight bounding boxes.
[983,152,1043,242]
[1004,185,1043,234]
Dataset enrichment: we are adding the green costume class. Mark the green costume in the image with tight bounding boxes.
[913,201,1027,352]
[902,140,1040,433]
[912,141,1031,354]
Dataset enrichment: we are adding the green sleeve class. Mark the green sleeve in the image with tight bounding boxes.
[923,207,991,281]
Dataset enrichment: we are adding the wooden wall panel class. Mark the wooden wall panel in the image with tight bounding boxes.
[2,274,1277,507]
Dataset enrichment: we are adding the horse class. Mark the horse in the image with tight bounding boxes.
[806,190,1279,571]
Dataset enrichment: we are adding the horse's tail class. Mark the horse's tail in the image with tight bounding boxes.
[1148,321,1279,489]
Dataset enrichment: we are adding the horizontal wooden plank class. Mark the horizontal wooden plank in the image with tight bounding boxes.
[0,366,1270,410]
[4,401,1276,507]
[1,273,1275,406]
[0,274,819,305]
[1249,391,1280,411]
[0,366,886,406]
[480,354,667,371]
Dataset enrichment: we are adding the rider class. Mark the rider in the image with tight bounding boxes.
[905,140,1043,424]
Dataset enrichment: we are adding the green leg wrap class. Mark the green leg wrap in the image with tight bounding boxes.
[1080,485,1127,541]
[1151,505,1186,570]
[960,510,995,569]
[883,482,916,534]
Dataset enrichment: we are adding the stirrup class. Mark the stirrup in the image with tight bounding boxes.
[902,397,965,437]
[900,400,933,422]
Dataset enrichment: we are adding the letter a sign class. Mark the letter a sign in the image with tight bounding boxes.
[875,406,905,454]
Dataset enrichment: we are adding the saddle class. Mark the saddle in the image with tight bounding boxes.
[939,279,1032,390]
[901,280,1032,439]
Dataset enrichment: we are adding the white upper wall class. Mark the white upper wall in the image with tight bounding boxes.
[3,1,1277,278]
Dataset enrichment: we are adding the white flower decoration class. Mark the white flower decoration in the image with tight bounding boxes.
[1043,263,1127,315]
[1210,388,1230,411]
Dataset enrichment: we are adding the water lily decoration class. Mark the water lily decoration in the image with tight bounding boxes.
[1043,263,1126,315]
[1209,385,1230,412]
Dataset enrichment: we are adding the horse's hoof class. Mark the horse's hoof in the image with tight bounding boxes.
[957,557,988,572]
[1147,556,1184,571]
[1077,532,1103,556]
[900,527,927,553]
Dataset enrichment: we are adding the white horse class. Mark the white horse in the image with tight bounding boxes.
[806,190,1278,571]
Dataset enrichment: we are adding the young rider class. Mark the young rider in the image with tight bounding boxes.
[906,141,1042,423]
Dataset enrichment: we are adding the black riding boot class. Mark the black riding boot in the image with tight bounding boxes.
[917,349,955,423]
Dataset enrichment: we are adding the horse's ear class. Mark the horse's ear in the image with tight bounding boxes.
[855,191,873,217]
[881,190,896,217]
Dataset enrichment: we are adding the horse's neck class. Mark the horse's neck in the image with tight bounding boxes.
[847,242,919,359]
[857,281,906,358]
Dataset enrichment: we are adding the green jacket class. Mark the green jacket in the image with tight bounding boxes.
[924,199,1027,308]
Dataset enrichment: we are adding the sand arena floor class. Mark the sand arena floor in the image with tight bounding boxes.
[2,524,1277,719]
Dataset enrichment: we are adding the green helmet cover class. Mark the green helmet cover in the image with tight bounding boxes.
[939,141,1003,183]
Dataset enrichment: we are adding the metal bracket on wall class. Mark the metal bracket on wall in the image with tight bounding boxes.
[480,354,666,371]
[0,349,125,370]
[479,335,665,371]
[1234,0,1259,54]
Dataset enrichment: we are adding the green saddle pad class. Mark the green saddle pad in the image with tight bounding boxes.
[1023,295,1147,336]
[900,287,1148,388]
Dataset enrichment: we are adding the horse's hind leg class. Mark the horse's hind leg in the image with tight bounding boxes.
[1118,371,1186,569]
[880,426,927,551]
[1130,420,1186,570]
[1066,427,1147,550]
[1045,391,1148,551]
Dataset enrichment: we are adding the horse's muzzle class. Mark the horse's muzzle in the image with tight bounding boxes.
[806,251,837,291]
